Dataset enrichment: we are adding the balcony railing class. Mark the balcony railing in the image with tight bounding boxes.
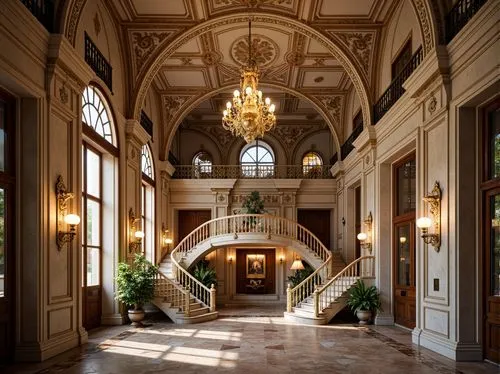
[84,32,113,91]
[446,0,488,43]
[373,46,424,124]
[340,124,364,160]
[140,110,153,138]
[172,165,333,179]
[20,0,54,32]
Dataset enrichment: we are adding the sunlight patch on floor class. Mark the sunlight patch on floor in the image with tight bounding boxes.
[162,347,238,368]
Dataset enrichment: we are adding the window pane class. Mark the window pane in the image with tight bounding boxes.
[86,149,100,198]
[86,199,100,246]
[87,247,100,286]
[0,101,5,172]
[397,224,411,287]
[0,188,4,297]
[490,194,500,296]
[488,108,500,179]
[397,159,416,215]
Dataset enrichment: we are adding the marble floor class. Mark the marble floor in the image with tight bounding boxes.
[1,307,499,374]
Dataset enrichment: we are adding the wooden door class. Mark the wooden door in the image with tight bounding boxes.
[482,101,500,363]
[178,210,211,243]
[236,248,276,294]
[298,209,331,250]
[0,91,15,362]
[393,155,416,329]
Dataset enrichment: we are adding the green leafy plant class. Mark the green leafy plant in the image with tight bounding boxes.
[115,253,158,310]
[191,259,217,288]
[242,191,265,214]
[287,264,314,287]
[346,280,382,313]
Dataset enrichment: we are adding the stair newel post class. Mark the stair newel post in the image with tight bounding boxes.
[286,284,292,312]
[184,286,191,314]
[313,285,320,317]
[210,283,216,312]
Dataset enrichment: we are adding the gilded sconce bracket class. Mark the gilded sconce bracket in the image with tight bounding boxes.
[56,175,78,250]
[421,181,441,251]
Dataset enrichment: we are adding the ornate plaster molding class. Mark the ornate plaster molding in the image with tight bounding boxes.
[132,13,372,133]
[411,0,436,54]
[330,32,375,76]
[64,0,87,45]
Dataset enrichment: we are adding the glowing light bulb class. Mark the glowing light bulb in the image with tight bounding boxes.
[265,97,271,105]
[258,90,262,98]
[64,214,80,226]
[269,104,275,113]
[223,110,228,117]
[357,232,367,241]
[233,90,240,97]
[245,86,252,95]
[416,217,432,229]
[226,102,232,109]
[134,231,144,239]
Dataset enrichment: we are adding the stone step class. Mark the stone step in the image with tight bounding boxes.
[188,306,210,317]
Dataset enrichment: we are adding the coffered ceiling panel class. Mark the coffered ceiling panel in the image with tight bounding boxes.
[162,69,211,89]
[207,0,299,16]
[128,0,193,18]
[174,38,202,55]
[314,0,377,19]
[299,70,344,88]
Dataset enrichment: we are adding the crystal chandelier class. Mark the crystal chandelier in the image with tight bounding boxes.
[222,18,276,143]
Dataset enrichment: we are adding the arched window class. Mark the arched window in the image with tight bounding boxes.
[141,144,155,263]
[302,151,323,176]
[81,85,118,329]
[192,151,212,178]
[82,86,116,146]
[240,140,275,178]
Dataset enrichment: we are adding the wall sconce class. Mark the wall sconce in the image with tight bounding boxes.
[341,216,346,226]
[228,256,233,265]
[416,181,441,251]
[162,223,173,248]
[357,211,373,253]
[129,208,143,253]
[279,256,284,264]
[56,175,81,250]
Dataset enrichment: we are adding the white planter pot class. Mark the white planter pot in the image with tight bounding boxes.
[128,309,145,326]
[356,310,372,325]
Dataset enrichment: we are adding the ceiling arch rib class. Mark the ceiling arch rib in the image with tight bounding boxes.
[132,13,373,132]
[158,83,343,161]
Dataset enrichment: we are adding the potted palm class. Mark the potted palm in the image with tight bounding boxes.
[346,280,382,324]
[115,253,158,326]
[190,259,217,288]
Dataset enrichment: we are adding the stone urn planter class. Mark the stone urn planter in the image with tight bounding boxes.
[128,308,145,326]
[356,310,372,325]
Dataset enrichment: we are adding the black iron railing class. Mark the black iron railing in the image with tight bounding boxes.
[446,0,488,43]
[340,124,364,160]
[172,165,333,179]
[140,110,153,138]
[373,46,424,123]
[20,0,54,32]
[84,32,112,90]
[330,153,338,166]
[168,151,180,166]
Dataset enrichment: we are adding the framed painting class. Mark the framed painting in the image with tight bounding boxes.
[246,254,266,279]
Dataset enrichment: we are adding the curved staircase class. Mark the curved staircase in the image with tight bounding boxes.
[152,214,375,325]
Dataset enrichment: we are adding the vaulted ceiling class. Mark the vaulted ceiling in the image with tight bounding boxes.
[107,0,400,150]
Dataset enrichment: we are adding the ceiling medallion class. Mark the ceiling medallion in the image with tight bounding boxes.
[231,34,277,68]
[222,18,276,143]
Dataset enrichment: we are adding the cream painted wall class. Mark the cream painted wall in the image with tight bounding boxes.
[292,130,335,165]
[378,0,423,96]
[178,130,222,165]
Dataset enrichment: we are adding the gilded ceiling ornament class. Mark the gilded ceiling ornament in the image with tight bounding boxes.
[132,32,172,71]
[231,34,278,68]
[285,51,305,66]
[312,58,326,67]
[318,96,343,126]
[335,32,373,74]
[181,57,193,65]
[271,125,314,147]
[163,96,189,125]
[202,51,222,66]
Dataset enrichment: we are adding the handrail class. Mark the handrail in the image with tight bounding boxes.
[172,164,333,179]
[170,214,333,312]
[154,271,192,314]
[313,255,375,317]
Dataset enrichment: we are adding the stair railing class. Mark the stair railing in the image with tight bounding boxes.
[154,271,193,314]
[170,214,333,313]
[313,255,375,317]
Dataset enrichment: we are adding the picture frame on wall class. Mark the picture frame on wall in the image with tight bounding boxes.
[246,254,265,279]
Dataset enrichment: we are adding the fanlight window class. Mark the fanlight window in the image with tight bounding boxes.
[302,152,323,176]
[240,140,275,178]
[141,144,154,180]
[193,151,212,178]
[82,86,116,146]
